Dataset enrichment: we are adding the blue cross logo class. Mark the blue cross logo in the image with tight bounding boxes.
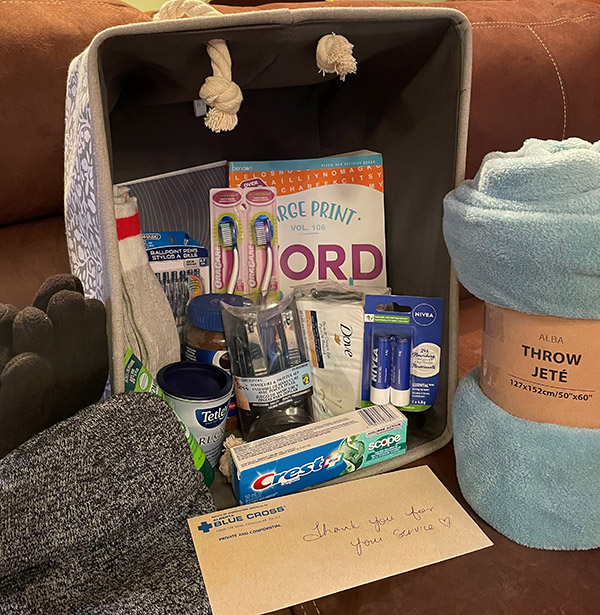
[198,521,213,533]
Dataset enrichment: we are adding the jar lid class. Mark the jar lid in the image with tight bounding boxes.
[187,293,249,332]
[157,361,233,402]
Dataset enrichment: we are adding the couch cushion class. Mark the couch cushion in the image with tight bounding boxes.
[0,217,70,309]
[0,0,148,227]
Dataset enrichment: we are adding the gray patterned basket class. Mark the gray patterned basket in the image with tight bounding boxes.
[64,6,471,473]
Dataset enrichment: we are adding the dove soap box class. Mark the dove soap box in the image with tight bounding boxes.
[231,404,407,504]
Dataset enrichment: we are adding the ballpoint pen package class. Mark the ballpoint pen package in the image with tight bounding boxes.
[221,294,314,441]
[142,231,210,328]
[361,295,444,411]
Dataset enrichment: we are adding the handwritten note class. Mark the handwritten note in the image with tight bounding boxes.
[302,504,456,558]
[189,466,492,615]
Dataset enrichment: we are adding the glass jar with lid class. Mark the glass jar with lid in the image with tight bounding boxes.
[183,293,250,429]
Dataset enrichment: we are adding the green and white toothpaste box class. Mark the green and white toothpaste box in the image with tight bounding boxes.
[231,404,407,504]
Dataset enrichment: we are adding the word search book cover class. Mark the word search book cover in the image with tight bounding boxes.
[230,153,386,294]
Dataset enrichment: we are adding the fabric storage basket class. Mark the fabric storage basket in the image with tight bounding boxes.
[64,6,471,476]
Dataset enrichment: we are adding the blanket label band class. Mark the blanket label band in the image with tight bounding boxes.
[480,303,600,428]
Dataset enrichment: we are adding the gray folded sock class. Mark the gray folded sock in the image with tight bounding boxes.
[114,188,180,377]
[0,392,214,614]
[122,280,148,366]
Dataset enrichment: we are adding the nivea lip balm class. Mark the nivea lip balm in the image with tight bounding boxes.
[391,336,411,407]
[370,334,391,405]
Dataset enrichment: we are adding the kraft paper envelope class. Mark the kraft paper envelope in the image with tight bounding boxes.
[188,466,493,615]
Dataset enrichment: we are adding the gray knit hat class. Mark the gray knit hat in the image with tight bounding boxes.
[0,392,214,614]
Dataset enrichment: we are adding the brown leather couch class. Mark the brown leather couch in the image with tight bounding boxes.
[217,0,600,182]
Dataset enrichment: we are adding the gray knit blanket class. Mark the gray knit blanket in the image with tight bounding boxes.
[0,393,214,614]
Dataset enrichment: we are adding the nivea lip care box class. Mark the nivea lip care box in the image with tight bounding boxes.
[231,405,407,504]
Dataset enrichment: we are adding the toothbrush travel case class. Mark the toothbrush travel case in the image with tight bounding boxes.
[64,6,471,491]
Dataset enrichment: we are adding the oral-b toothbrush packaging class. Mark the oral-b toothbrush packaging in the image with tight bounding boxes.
[294,282,390,421]
[361,295,444,411]
[245,186,279,300]
[142,231,210,328]
[210,188,247,295]
[231,403,407,504]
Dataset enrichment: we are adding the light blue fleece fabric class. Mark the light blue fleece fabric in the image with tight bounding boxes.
[443,138,600,318]
[445,138,600,549]
[453,367,600,550]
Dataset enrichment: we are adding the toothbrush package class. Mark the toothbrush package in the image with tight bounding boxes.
[361,295,444,411]
[211,188,247,296]
[210,186,279,300]
[220,294,314,441]
[142,231,210,328]
[244,186,279,300]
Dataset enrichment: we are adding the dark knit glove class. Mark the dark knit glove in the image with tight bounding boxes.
[0,275,109,457]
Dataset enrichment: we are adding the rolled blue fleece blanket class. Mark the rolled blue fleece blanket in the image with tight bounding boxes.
[443,138,600,319]
[445,137,600,550]
[453,368,600,551]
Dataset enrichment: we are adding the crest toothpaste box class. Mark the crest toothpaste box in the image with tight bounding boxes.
[231,404,407,504]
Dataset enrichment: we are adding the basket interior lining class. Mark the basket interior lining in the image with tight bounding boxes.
[98,16,463,450]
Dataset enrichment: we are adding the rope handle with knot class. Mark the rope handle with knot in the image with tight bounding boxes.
[316,32,357,81]
[153,0,220,21]
[154,0,243,133]
[153,1,358,132]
